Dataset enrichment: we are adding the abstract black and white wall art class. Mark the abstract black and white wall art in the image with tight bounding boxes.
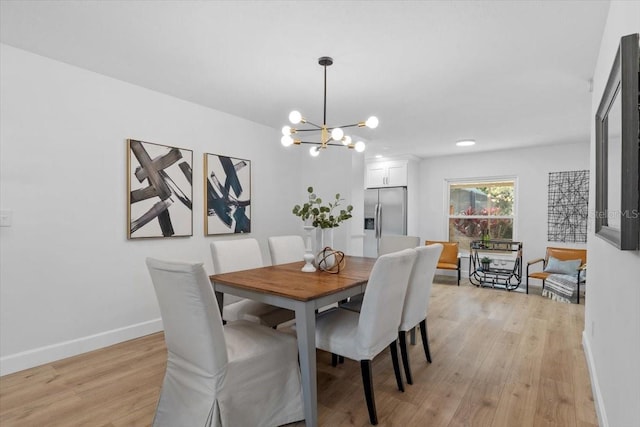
[204,153,251,235]
[127,139,193,239]
[547,170,589,243]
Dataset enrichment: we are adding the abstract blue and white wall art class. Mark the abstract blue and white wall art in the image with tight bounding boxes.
[204,153,251,235]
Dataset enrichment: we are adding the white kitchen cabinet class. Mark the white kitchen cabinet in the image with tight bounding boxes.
[365,160,408,188]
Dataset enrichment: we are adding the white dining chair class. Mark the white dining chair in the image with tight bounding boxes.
[340,234,420,313]
[268,235,305,265]
[145,258,304,427]
[398,243,442,385]
[210,238,295,327]
[378,235,420,255]
[314,248,417,425]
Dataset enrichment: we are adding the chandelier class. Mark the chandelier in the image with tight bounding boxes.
[280,56,378,157]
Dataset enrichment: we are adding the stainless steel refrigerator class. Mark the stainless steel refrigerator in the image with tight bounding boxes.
[363,187,407,257]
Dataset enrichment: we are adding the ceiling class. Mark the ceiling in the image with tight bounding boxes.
[0,1,609,159]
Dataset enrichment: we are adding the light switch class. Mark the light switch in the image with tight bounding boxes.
[0,210,12,227]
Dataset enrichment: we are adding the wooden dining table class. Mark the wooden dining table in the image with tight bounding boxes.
[209,255,376,427]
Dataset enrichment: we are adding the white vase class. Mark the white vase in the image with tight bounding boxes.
[320,227,334,250]
[302,225,316,272]
[317,228,336,270]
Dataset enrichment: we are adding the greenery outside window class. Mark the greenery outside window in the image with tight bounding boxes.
[448,179,516,251]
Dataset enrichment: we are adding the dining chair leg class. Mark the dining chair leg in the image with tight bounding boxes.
[398,332,413,385]
[332,353,338,367]
[419,319,432,363]
[360,360,378,425]
[339,355,344,364]
[389,340,404,392]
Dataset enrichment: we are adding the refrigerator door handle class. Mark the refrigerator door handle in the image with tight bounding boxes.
[374,203,380,239]
[377,203,383,238]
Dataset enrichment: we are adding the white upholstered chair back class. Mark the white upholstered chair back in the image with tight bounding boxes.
[146,257,304,426]
[357,248,417,359]
[399,244,442,332]
[210,238,263,307]
[340,235,421,313]
[145,258,227,425]
[379,235,420,255]
[210,238,295,326]
[268,235,305,265]
[210,238,263,273]
[146,258,227,375]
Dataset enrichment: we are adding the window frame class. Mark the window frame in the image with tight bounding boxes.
[445,176,518,252]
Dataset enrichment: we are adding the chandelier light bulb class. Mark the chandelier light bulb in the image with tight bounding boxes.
[282,126,292,136]
[365,116,379,129]
[342,135,352,146]
[354,141,366,152]
[309,146,320,157]
[330,127,344,141]
[289,110,302,124]
[281,135,294,147]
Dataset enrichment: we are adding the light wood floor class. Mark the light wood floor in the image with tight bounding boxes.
[0,279,597,427]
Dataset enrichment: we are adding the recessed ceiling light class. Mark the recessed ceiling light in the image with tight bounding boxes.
[456,139,476,147]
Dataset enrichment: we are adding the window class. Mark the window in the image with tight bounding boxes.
[447,178,516,251]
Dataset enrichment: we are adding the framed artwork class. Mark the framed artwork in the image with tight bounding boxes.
[547,170,589,243]
[204,153,251,235]
[595,33,639,250]
[127,139,193,239]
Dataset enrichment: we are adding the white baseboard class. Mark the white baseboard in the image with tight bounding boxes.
[0,318,163,376]
[583,331,608,427]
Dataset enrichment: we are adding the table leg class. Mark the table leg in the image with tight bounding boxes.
[295,301,318,427]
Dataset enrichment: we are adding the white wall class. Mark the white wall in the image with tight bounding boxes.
[294,148,364,255]
[584,3,640,427]
[406,158,421,240]
[0,44,331,375]
[349,152,366,256]
[418,142,589,270]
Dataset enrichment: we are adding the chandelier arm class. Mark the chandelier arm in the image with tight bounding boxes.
[301,121,323,129]
[298,123,359,131]
[299,141,348,147]
[334,123,361,129]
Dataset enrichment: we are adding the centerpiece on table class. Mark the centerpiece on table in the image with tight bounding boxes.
[293,186,353,273]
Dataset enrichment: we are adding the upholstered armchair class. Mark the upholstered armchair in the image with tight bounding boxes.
[425,240,461,286]
[526,247,587,303]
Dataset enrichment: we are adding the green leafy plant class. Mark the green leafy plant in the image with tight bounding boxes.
[292,186,353,229]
